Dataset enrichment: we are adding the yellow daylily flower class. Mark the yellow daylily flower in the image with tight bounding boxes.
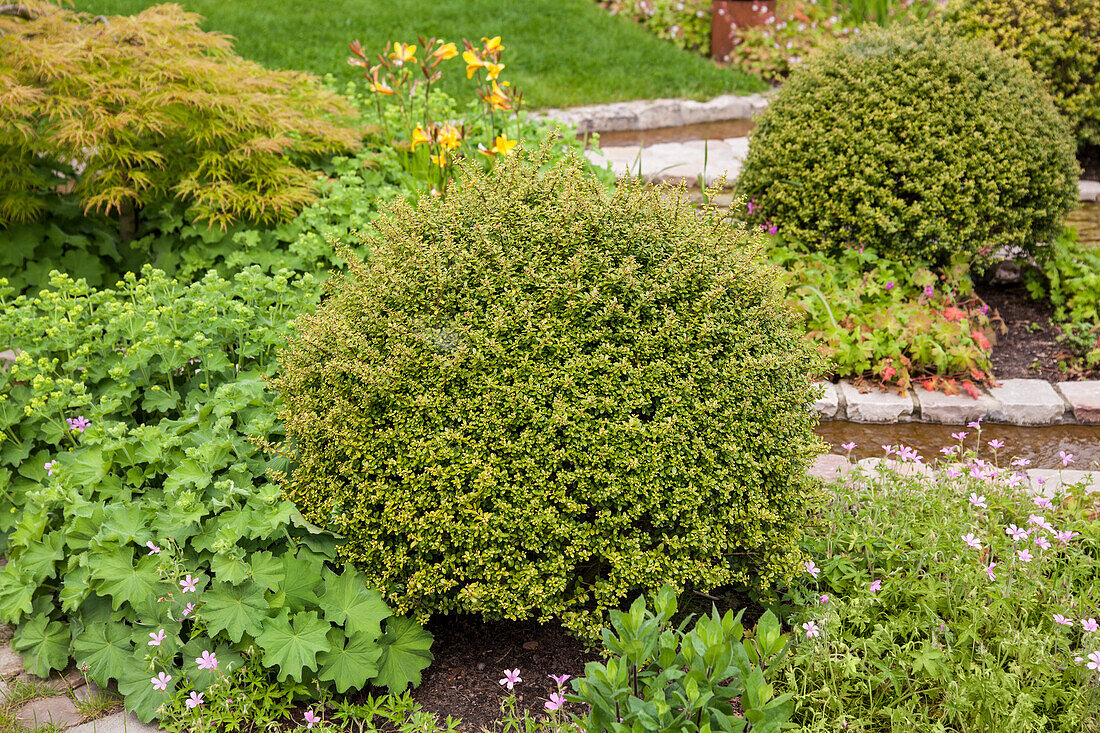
[482,36,504,53]
[368,68,394,95]
[484,62,505,81]
[463,50,485,78]
[485,80,512,111]
[438,123,462,151]
[491,134,517,156]
[389,42,417,66]
[432,42,459,60]
[410,125,432,150]
[430,152,448,167]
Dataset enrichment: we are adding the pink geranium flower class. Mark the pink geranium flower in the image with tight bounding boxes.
[148,629,166,647]
[988,439,1004,450]
[805,560,820,579]
[868,579,881,593]
[195,650,218,671]
[961,533,981,549]
[186,691,204,708]
[985,562,996,581]
[1088,651,1100,671]
[1017,549,1033,563]
[1059,450,1074,466]
[180,575,198,593]
[841,442,856,451]
[1005,524,1029,541]
[549,674,571,686]
[146,541,161,555]
[1082,618,1098,633]
[150,672,171,691]
[545,693,566,712]
[968,493,987,508]
[499,669,522,690]
[1054,613,1074,626]
[304,710,320,729]
[1032,496,1052,509]
[181,602,195,617]
[802,621,820,638]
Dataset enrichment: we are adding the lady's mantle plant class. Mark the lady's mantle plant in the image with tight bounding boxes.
[0,267,432,722]
[274,141,825,638]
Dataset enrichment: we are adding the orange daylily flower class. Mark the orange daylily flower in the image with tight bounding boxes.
[484,61,504,80]
[482,36,504,53]
[463,50,485,78]
[368,68,394,95]
[410,125,432,150]
[485,80,512,110]
[432,42,459,60]
[389,42,417,66]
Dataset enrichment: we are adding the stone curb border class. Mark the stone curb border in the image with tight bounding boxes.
[539,93,770,133]
[809,454,1100,497]
[813,378,1100,426]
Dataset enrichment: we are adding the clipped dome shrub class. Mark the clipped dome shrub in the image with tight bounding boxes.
[736,26,1079,267]
[274,145,825,637]
[939,0,1100,148]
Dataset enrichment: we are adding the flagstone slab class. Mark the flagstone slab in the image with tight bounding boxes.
[16,695,84,728]
[1055,381,1100,423]
[987,379,1067,425]
[916,389,998,424]
[811,382,839,419]
[542,93,768,132]
[1027,469,1100,497]
[68,711,162,733]
[838,382,914,423]
[809,454,852,480]
[1080,179,1100,202]
[0,644,23,678]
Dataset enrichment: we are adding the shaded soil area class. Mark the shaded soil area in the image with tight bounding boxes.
[975,280,1069,381]
[1081,145,1100,181]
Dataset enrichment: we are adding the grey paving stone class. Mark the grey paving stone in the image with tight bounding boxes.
[809,454,852,480]
[1055,381,1100,423]
[839,381,914,423]
[68,711,163,733]
[987,379,1067,425]
[916,389,998,424]
[585,139,747,187]
[541,93,768,132]
[0,643,24,678]
[16,695,84,728]
[811,382,839,418]
[1080,179,1100,202]
[1027,469,1100,497]
[856,457,934,480]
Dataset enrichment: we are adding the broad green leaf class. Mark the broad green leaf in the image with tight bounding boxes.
[91,547,165,613]
[64,447,109,487]
[99,503,152,546]
[12,614,70,676]
[256,610,331,682]
[0,568,36,623]
[211,553,250,586]
[202,581,268,643]
[248,551,284,591]
[181,639,244,691]
[60,564,92,612]
[318,566,389,640]
[280,552,322,611]
[164,459,211,491]
[129,620,183,655]
[19,531,64,582]
[371,616,434,692]
[318,627,383,693]
[141,387,179,413]
[118,666,178,723]
[73,621,134,682]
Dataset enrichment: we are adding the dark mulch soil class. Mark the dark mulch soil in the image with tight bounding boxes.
[975,279,1072,382]
[410,617,600,732]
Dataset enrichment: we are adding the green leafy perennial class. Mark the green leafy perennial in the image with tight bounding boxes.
[275,144,825,638]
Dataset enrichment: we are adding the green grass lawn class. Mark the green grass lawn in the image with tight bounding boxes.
[70,0,765,108]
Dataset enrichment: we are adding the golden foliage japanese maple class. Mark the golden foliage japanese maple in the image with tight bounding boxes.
[0,2,361,231]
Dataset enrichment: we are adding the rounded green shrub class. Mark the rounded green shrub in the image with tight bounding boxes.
[274,145,825,637]
[939,0,1100,148]
[736,26,1079,267]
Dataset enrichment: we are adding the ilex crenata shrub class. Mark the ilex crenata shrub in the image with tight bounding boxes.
[274,142,826,637]
[0,2,360,234]
[736,26,1080,268]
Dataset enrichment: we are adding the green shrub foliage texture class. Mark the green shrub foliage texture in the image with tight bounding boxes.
[274,147,825,637]
[736,26,1079,267]
[941,0,1100,148]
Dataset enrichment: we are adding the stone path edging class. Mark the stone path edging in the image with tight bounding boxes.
[814,378,1100,426]
[540,93,769,133]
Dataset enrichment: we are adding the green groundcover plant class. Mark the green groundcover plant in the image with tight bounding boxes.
[782,438,1100,731]
[275,142,825,639]
[0,267,433,723]
[737,25,1079,268]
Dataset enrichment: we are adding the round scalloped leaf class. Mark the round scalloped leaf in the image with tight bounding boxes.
[12,614,70,677]
[201,581,268,643]
[371,616,434,692]
[317,566,389,639]
[256,610,331,682]
[118,665,179,723]
[317,627,383,693]
[72,621,135,683]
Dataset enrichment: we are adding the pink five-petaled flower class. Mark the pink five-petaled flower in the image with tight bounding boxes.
[760,221,778,235]
[179,575,198,593]
[1006,524,1029,541]
[1017,549,1034,563]
[988,439,1005,450]
[549,674,571,686]
[884,281,895,290]
[545,693,566,712]
[961,533,982,550]
[969,493,987,509]
[1054,530,1079,544]
[1082,618,1098,633]
[802,621,820,638]
[67,416,91,432]
[146,541,161,555]
[195,651,218,671]
[1088,652,1100,671]
[304,710,320,729]
[186,691,204,708]
[819,594,829,604]
[746,199,758,214]
[148,629,166,647]
[967,419,982,429]
[1059,450,1074,466]
[1035,535,1052,550]
[44,460,56,476]
[1012,458,1031,467]
[923,285,934,298]
[946,468,962,479]
[1028,514,1054,532]
[499,669,522,690]
[805,560,820,579]
[985,562,996,581]
[882,444,894,455]
[150,672,172,691]
[841,442,856,451]
[1033,496,1052,509]
[951,432,968,441]
[1053,613,1074,626]
[869,579,882,593]
[181,602,195,617]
